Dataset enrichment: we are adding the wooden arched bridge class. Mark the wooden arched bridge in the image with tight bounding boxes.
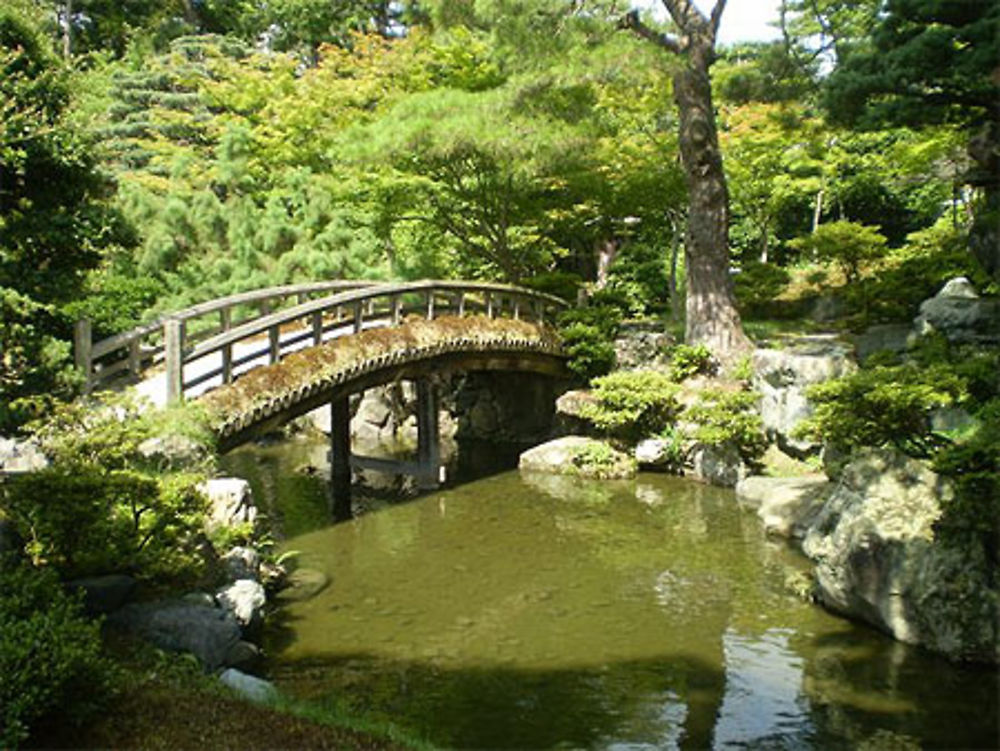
[75,280,570,512]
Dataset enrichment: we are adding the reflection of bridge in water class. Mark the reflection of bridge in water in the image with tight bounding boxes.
[74,280,570,514]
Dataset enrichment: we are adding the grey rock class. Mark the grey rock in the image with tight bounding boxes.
[914,279,1000,344]
[215,578,266,631]
[221,546,261,582]
[224,640,262,672]
[275,567,329,603]
[938,276,979,299]
[519,436,636,479]
[553,389,598,436]
[810,294,847,323]
[467,398,499,436]
[736,475,832,538]
[137,434,205,470]
[801,448,998,663]
[199,478,258,534]
[753,342,856,457]
[66,574,136,616]
[930,406,978,434]
[688,442,745,488]
[219,668,278,704]
[108,600,241,670]
[634,438,677,470]
[853,323,913,363]
[0,437,48,473]
[613,324,673,370]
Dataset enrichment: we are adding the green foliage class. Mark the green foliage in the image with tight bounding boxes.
[568,440,637,480]
[683,390,767,463]
[863,223,991,323]
[579,370,680,440]
[797,362,967,458]
[522,271,582,302]
[0,564,115,748]
[560,323,617,381]
[1,394,214,582]
[668,344,716,382]
[556,304,621,381]
[0,3,131,432]
[2,468,207,581]
[733,262,791,316]
[790,220,887,285]
[932,399,1000,556]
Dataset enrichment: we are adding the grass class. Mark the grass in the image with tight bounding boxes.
[28,634,432,751]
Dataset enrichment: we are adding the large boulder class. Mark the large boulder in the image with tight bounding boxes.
[914,277,1000,345]
[199,477,258,534]
[736,474,832,538]
[801,448,998,663]
[753,340,856,457]
[108,600,242,670]
[687,442,745,488]
[519,436,636,479]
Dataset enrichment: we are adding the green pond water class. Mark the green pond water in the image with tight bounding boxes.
[223,437,999,750]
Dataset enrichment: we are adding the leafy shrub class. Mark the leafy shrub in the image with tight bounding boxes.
[932,399,1000,562]
[0,565,115,748]
[557,305,622,381]
[683,390,767,463]
[579,371,680,440]
[2,468,207,581]
[668,343,716,382]
[862,224,990,323]
[557,304,622,338]
[733,261,791,316]
[796,363,967,458]
[559,323,617,381]
[2,393,214,583]
[569,441,637,479]
[789,220,887,285]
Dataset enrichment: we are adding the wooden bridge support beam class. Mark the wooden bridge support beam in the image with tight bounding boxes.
[416,379,441,490]
[329,396,353,521]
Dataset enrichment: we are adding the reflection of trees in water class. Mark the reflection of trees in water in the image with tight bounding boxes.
[270,652,724,749]
[800,630,999,749]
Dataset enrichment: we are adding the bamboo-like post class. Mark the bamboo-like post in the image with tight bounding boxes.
[456,292,466,317]
[426,290,435,320]
[391,295,401,325]
[74,318,92,394]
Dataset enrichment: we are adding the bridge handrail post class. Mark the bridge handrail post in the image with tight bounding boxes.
[164,317,185,404]
[391,294,401,325]
[311,312,323,345]
[353,301,363,334]
[512,295,521,321]
[456,292,465,317]
[426,290,435,320]
[486,292,494,318]
[220,308,233,383]
[74,318,93,394]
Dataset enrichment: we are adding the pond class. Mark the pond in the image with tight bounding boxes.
[223,436,998,749]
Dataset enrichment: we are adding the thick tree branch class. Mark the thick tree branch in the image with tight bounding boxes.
[709,0,727,40]
[622,10,683,54]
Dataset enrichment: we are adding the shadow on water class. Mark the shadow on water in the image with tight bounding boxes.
[265,646,727,751]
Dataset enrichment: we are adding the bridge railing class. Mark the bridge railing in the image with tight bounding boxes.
[74,280,380,394]
[76,280,568,403]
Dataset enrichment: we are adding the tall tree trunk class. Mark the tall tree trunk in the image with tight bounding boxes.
[627,1,751,361]
[62,0,72,59]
